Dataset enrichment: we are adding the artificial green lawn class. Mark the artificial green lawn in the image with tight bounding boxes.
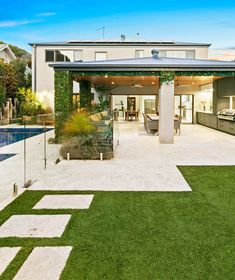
[0,166,234,280]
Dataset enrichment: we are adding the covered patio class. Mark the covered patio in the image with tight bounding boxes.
[49,53,235,144]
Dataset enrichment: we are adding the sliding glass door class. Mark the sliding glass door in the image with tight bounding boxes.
[174,95,194,123]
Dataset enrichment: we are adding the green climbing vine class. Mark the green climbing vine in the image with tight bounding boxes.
[54,70,73,140]
[69,71,235,78]
[159,71,175,86]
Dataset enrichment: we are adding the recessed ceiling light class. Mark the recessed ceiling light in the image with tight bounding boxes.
[105,75,108,78]
[152,82,155,85]
[112,82,114,85]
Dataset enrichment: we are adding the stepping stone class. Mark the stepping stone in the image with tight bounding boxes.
[0,247,21,276]
[0,215,71,238]
[33,194,94,209]
[13,246,72,280]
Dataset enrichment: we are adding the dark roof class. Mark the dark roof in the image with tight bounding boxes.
[49,56,235,72]
[29,40,211,47]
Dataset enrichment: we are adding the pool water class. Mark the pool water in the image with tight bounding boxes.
[0,128,53,148]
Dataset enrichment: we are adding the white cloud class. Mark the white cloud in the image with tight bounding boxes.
[37,12,56,17]
[0,19,42,28]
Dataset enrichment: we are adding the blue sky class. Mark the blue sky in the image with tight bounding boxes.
[1,0,235,54]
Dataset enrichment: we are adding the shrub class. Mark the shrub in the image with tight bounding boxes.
[17,87,45,116]
[62,112,96,137]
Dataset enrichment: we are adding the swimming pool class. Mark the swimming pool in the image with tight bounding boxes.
[0,127,53,148]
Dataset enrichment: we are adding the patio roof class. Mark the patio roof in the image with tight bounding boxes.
[49,56,235,72]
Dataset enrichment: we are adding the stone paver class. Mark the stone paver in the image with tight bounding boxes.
[32,124,235,192]
[0,215,71,238]
[13,246,72,280]
[33,194,94,209]
[0,247,21,276]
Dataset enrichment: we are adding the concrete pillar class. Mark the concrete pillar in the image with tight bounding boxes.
[159,81,175,144]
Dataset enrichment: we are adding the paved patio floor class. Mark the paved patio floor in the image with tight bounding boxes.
[31,123,235,192]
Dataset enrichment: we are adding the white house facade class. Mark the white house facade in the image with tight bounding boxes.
[29,39,210,109]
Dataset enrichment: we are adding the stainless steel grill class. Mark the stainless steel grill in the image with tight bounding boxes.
[217,109,235,121]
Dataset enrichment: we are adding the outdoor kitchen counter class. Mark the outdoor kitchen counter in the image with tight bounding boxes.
[196,111,235,135]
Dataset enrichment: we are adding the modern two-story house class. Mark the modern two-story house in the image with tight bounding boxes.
[30,38,235,144]
[29,38,210,113]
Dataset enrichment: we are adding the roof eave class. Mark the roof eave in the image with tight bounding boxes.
[49,64,235,72]
[29,42,211,47]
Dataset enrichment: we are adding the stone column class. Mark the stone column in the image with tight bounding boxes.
[159,81,175,144]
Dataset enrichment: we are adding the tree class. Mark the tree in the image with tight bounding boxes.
[2,62,17,98]
[0,59,31,100]
[11,58,31,89]
[0,82,6,107]
[0,60,7,105]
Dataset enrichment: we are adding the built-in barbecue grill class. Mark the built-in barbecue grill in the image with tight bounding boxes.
[217,109,235,121]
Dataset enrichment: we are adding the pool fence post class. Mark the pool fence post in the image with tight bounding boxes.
[43,117,47,170]
[23,116,27,187]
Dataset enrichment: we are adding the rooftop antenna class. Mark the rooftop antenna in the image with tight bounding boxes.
[96,27,105,39]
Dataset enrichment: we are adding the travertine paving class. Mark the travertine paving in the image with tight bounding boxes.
[33,194,94,209]
[13,246,72,280]
[0,215,71,238]
[32,124,235,192]
[0,247,21,276]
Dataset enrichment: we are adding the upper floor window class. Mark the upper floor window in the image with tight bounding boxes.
[95,52,107,61]
[158,50,167,57]
[185,50,195,59]
[135,50,144,58]
[45,50,54,62]
[45,50,79,62]
[55,50,65,62]
[55,50,73,62]
[74,50,83,61]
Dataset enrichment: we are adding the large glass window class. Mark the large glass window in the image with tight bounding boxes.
[95,52,107,61]
[174,95,194,123]
[45,50,74,62]
[55,50,65,62]
[167,51,186,58]
[55,50,74,62]
[185,50,195,59]
[74,50,83,61]
[61,50,74,62]
[158,50,167,57]
[45,50,54,62]
[135,50,144,58]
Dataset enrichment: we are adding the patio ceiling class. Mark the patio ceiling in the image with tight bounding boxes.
[74,75,222,87]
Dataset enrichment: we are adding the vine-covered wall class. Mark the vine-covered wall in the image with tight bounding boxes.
[54,70,73,140]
